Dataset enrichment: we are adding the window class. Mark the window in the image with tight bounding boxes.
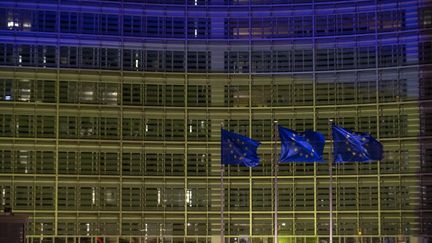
[99,152,119,175]
[294,49,313,71]
[226,18,249,39]
[420,7,432,28]
[0,79,13,101]
[100,14,119,35]
[60,116,119,140]
[144,84,163,106]
[122,83,143,105]
[100,48,120,69]
[35,115,55,138]
[81,47,100,68]
[0,184,11,207]
[82,13,98,34]
[32,11,56,32]
[99,83,118,105]
[0,43,14,65]
[187,84,210,107]
[16,115,34,137]
[187,18,210,38]
[252,183,273,211]
[145,50,163,71]
[100,186,119,210]
[144,119,163,140]
[316,74,336,105]
[35,185,54,209]
[224,84,249,107]
[379,79,407,102]
[379,45,406,67]
[78,186,97,210]
[316,47,355,71]
[60,12,79,33]
[17,45,32,66]
[79,82,97,103]
[146,16,160,37]
[357,46,376,68]
[225,51,249,73]
[123,15,143,36]
[0,150,12,173]
[99,117,119,139]
[80,152,98,175]
[122,186,142,210]
[165,119,184,141]
[166,17,185,37]
[187,153,209,176]
[225,119,249,136]
[419,42,432,64]
[35,80,56,102]
[379,114,408,138]
[14,185,33,209]
[164,153,184,176]
[251,51,272,73]
[378,10,405,32]
[229,185,249,210]
[58,186,76,210]
[187,51,211,72]
[274,82,294,106]
[58,151,78,174]
[357,12,376,34]
[123,117,145,141]
[187,119,210,140]
[337,14,355,35]
[165,51,185,72]
[166,84,184,106]
[250,17,273,38]
[252,119,272,140]
[123,49,143,71]
[3,9,32,31]
[59,81,118,105]
[60,46,78,68]
[122,152,143,176]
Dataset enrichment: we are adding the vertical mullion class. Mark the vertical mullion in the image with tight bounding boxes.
[374,0,382,238]
[312,0,318,239]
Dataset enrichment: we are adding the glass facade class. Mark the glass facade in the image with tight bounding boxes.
[0,0,431,242]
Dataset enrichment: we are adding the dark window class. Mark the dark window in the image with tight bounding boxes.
[187,51,210,72]
[81,47,100,68]
[225,51,249,73]
[378,10,405,32]
[379,45,406,67]
[123,15,142,36]
[100,48,120,69]
[420,42,432,64]
[0,44,14,65]
[60,46,79,68]
[82,13,98,34]
[187,18,209,38]
[32,11,57,32]
[100,14,119,35]
[60,12,79,33]
[123,49,143,71]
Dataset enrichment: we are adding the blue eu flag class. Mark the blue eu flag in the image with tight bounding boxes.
[332,123,383,163]
[278,125,325,162]
[221,129,261,167]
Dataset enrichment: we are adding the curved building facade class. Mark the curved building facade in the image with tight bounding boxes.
[0,0,431,242]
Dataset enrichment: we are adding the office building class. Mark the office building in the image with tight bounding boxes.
[0,0,431,242]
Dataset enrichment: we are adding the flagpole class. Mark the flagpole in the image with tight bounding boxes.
[220,122,225,243]
[273,120,279,243]
[328,119,333,243]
